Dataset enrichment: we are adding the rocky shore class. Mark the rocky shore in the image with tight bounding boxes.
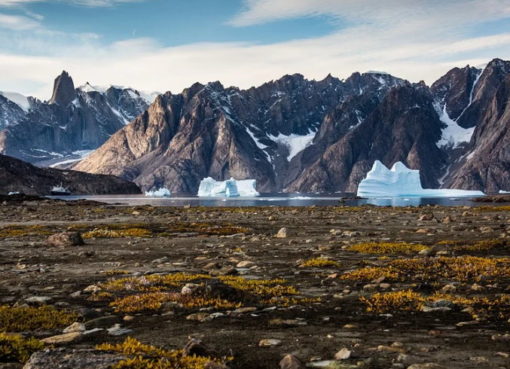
[0,200,509,369]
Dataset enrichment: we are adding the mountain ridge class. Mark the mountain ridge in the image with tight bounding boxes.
[1,59,509,194]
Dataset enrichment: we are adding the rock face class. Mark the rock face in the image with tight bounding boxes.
[0,71,153,165]
[443,59,510,192]
[0,153,141,195]
[75,72,412,193]
[49,71,76,107]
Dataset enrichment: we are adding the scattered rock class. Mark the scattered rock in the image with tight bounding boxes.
[418,214,434,221]
[236,261,255,268]
[258,339,282,347]
[25,296,52,305]
[186,313,213,322]
[63,322,86,333]
[275,228,288,238]
[280,354,306,369]
[107,324,132,336]
[183,338,209,357]
[334,348,352,360]
[491,334,510,341]
[47,232,84,247]
[41,332,82,345]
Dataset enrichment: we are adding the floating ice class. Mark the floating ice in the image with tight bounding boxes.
[357,161,484,198]
[145,188,171,197]
[500,190,510,194]
[198,177,259,197]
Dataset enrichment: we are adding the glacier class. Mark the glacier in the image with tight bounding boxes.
[198,177,259,197]
[145,188,171,197]
[357,161,484,198]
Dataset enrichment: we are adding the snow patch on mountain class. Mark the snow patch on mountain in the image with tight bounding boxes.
[269,131,316,161]
[0,91,30,112]
[436,104,475,148]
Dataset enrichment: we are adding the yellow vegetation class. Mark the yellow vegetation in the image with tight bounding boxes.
[0,305,77,332]
[97,337,230,369]
[0,333,44,363]
[341,256,510,283]
[361,290,425,313]
[164,222,251,236]
[109,292,240,313]
[97,273,302,313]
[300,258,341,268]
[348,242,429,254]
[83,228,152,238]
[0,225,52,238]
[360,290,510,321]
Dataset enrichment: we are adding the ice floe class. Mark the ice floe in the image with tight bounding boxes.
[145,188,171,197]
[357,161,484,198]
[198,177,259,197]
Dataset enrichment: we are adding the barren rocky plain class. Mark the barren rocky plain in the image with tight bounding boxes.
[0,195,510,369]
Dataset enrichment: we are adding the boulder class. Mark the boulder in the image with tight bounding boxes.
[47,232,84,247]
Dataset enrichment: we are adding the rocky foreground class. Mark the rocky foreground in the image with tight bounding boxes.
[0,200,510,369]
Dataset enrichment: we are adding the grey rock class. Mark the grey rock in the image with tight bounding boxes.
[23,349,125,369]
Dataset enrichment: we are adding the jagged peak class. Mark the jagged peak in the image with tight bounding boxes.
[485,58,510,72]
[49,70,76,107]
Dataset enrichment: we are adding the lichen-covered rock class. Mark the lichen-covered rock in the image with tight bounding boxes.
[23,349,125,369]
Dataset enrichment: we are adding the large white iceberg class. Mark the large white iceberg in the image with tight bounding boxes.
[357,161,484,198]
[145,188,171,197]
[198,177,259,197]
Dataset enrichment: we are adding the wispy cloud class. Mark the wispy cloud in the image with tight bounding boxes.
[0,12,40,29]
[0,0,144,7]
[230,0,510,28]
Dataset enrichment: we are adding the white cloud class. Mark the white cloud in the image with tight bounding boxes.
[0,0,509,99]
[0,12,39,29]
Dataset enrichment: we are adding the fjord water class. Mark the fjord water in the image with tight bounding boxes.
[51,194,485,207]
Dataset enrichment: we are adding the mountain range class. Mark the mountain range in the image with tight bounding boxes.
[0,71,155,167]
[1,59,509,194]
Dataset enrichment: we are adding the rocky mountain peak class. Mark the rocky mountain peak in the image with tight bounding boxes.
[49,71,76,107]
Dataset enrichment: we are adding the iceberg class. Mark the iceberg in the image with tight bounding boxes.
[145,188,171,197]
[357,161,484,198]
[198,177,259,197]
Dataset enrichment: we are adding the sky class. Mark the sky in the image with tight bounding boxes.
[0,0,509,99]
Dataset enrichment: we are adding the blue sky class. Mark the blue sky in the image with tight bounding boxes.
[0,0,509,98]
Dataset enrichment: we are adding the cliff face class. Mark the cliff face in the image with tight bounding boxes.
[0,154,140,195]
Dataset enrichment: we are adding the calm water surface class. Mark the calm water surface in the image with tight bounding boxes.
[50,194,489,207]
